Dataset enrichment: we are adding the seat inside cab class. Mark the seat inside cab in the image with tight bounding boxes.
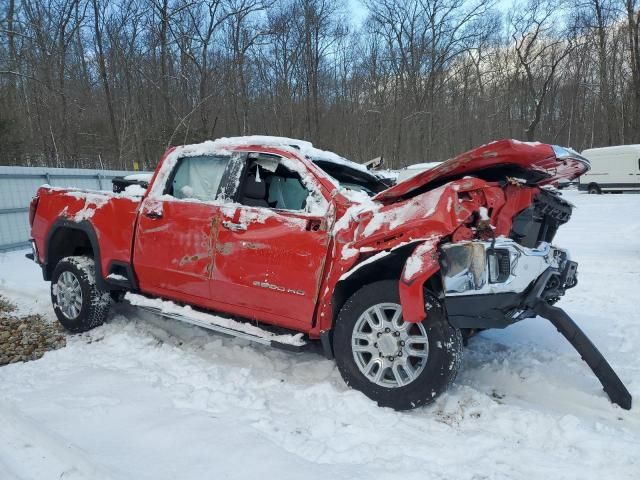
[240,157,309,211]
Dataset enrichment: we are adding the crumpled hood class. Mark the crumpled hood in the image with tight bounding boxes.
[375,139,590,203]
[339,181,477,253]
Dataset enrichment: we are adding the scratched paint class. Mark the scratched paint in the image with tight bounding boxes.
[216,242,234,256]
[178,253,208,266]
[142,224,170,234]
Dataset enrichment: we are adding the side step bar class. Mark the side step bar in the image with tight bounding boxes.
[125,293,307,352]
[533,300,632,410]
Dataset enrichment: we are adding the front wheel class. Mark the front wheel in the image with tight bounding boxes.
[333,280,462,410]
[587,183,601,194]
[51,256,112,333]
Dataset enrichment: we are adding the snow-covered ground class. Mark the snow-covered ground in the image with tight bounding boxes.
[0,189,638,480]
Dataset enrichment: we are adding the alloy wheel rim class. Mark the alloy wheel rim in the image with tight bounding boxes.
[56,271,83,320]
[351,303,429,388]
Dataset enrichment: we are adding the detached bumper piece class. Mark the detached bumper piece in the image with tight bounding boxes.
[532,300,632,410]
[439,238,632,410]
[523,269,631,410]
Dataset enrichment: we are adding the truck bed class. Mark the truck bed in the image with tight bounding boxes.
[31,186,142,285]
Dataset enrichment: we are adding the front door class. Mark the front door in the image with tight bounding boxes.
[211,154,332,329]
[133,154,231,302]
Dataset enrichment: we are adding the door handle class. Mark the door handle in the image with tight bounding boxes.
[144,210,163,220]
[222,220,246,232]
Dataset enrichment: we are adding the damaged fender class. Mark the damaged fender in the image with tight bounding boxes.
[313,178,521,335]
[399,240,441,323]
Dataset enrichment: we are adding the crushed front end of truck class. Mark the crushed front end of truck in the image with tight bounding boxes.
[327,140,631,410]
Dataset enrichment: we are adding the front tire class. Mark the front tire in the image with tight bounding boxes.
[587,183,601,194]
[51,256,112,333]
[333,280,462,410]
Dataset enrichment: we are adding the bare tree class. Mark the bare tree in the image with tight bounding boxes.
[511,0,577,141]
[0,0,636,168]
[624,0,640,141]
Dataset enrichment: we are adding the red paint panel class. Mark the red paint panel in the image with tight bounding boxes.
[312,180,541,332]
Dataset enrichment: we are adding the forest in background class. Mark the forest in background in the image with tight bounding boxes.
[1,0,640,170]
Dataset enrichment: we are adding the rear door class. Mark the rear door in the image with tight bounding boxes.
[133,154,232,301]
[211,153,333,330]
[624,151,640,188]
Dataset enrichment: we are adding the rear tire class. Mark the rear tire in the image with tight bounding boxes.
[51,256,111,333]
[333,280,462,410]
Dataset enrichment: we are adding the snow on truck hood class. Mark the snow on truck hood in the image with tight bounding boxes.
[374,139,590,203]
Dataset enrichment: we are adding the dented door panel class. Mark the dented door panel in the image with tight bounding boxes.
[133,198,218,300]
[211,205,330,329]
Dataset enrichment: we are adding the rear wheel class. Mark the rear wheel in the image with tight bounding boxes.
[51,256,111,333]
[333,280,462,410]
[587,183,601,194]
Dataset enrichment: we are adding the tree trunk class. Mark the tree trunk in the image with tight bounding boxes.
[92,0,120,162]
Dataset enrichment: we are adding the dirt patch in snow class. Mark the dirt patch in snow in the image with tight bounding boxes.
[0,295,66,366]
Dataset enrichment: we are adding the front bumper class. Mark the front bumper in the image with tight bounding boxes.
[439,238,578,328]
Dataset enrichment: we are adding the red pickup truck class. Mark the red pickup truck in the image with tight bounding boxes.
[27,136,632,410]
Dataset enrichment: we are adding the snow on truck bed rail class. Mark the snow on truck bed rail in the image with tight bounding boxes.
[42,185,144,221]
[43,184,145,201]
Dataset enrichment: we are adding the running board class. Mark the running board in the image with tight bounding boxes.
[533,301,632,410]
[125,293,306,352]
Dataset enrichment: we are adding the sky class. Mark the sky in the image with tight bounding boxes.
[348,0,368,26]
[346,0,514,28]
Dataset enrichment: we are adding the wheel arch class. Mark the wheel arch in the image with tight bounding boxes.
[331,245,415,326]
[45,219,104,287]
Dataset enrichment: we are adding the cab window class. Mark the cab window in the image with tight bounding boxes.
[237,154,310,211]
[167,155,230,201]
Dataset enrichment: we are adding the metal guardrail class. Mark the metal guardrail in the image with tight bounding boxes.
[0,166,151,252]
[0,172,112,189]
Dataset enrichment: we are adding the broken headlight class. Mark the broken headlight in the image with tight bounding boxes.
[440,238,567,296]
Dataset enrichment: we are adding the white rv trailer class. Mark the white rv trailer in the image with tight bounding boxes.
[579,145,640,193]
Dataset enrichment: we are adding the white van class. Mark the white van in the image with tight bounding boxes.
[579,145,640,193]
